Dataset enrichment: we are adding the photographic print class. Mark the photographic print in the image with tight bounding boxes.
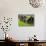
[18,14,34,26]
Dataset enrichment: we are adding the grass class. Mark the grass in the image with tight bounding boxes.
[18,20,33,27]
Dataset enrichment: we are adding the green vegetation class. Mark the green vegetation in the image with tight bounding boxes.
[18,20,33,26]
